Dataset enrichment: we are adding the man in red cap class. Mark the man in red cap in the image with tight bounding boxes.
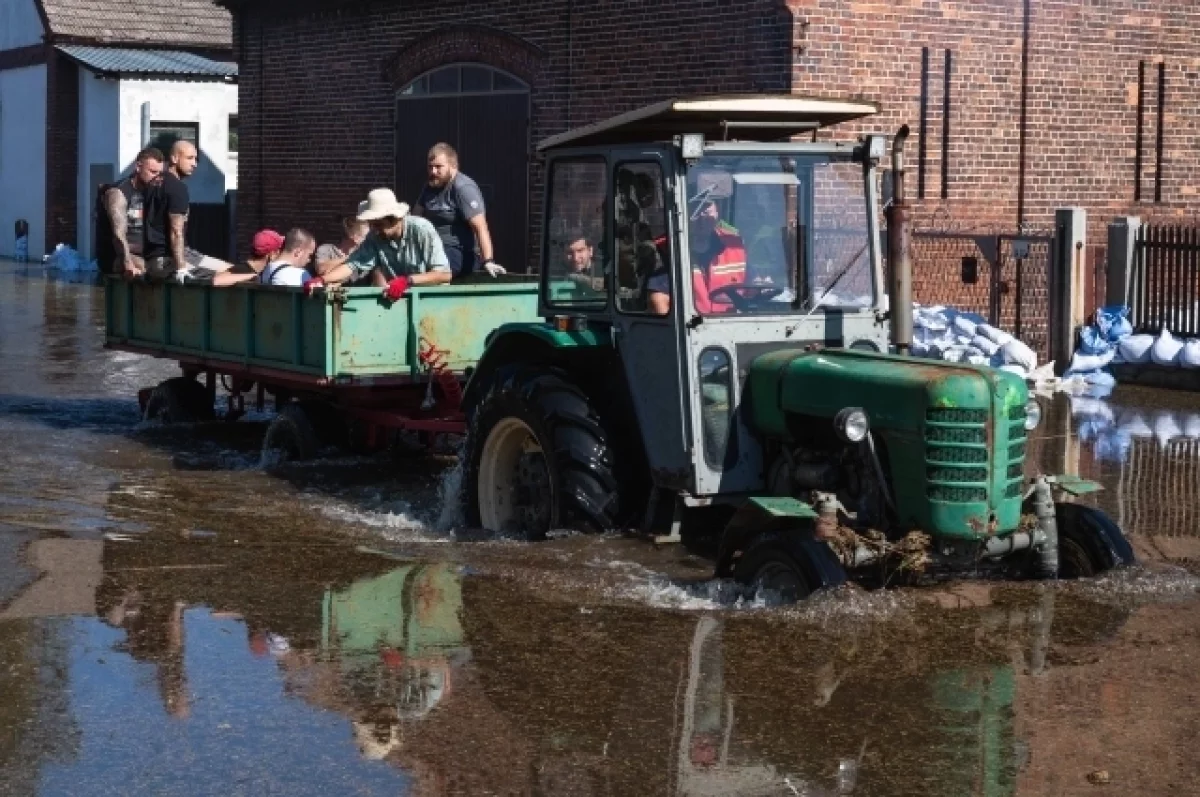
[236,230,286,276]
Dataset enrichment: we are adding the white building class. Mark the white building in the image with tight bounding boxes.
[0,0,235,261]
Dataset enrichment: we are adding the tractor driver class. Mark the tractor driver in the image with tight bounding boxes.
[647,197,747,315]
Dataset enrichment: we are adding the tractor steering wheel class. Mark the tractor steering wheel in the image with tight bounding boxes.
[706,283,785,312]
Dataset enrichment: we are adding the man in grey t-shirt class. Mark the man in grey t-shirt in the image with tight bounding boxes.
[414,142,501,277]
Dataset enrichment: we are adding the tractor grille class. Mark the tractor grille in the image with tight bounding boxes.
[925,408,989,503]
[1005,403,1029,499]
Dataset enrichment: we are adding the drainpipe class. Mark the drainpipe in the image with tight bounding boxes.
[886,126,913,355]
[140,102,150,148]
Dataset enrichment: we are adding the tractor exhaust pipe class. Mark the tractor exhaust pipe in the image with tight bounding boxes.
[885,125,913,356]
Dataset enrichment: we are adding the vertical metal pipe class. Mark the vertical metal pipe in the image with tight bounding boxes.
[887,126,913,355]
[1135,61,1145,203]
[140,102,151,148]
[1155,62,1166,204]
[1017,0,1031,227]
[918,47,929,199]
[941,49,952,201]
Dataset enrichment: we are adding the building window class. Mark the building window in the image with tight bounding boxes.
[148,121,199,156]
[228,115,238,154]
[398,64,528,98]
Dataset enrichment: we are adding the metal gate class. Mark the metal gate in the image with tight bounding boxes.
[910,231,1055,361]
[1129,224,1200,337]
[395,64,530,272]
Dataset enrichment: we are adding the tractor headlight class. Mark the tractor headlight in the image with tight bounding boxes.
[835,407,870,443]
[1024,399,1042,431]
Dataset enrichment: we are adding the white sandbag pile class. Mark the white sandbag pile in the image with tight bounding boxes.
[912,305,1041,378]
[42,243,98,272]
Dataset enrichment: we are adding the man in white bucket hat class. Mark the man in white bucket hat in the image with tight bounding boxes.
[322,188,451,301]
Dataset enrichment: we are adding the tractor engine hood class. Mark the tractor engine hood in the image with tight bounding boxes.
[745,348,1028,440]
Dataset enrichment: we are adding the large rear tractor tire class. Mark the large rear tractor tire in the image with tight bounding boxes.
[262,403,320,463]
[464,368,619,540]
[1055,503,1136,579]
[144,377,215,424]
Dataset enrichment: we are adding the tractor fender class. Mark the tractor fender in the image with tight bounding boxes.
[462,323,611,415]
[716,497,847,589]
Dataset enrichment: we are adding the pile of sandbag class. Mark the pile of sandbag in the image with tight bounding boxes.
[1114,328,1200,369]
[911,304,1040,377]
[1062,305,1132,397]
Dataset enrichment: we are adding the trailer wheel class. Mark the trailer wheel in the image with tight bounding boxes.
[144,377,214,423]
[1055,503,1136,579]
[465,368,618,540]
[263,403,320,463]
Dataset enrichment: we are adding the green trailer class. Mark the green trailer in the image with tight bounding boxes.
[105,277,540,457]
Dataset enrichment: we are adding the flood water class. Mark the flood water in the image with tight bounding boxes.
[2,261,1199,796]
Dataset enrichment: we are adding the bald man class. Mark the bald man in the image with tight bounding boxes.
[144,139,237,284]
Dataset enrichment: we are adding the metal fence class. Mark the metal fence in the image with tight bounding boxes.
[1130,224,1200,337]
[909,231,1055,361]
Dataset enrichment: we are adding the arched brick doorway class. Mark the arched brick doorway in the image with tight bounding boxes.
[395,64,530,272]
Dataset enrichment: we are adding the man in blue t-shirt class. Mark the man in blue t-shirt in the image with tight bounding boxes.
[414,143,503,278]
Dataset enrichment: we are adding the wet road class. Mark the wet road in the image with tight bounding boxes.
[2,261,1199,796]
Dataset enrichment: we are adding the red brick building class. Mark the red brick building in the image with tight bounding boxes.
[218,0,1200,269]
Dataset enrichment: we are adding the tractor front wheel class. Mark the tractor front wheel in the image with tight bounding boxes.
[465,369,619,540]
[734,538,815,606]
[1055,503,1136,579]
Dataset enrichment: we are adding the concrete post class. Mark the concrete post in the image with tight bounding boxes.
[1106,216,1142,308]
[1052,208,1087,374]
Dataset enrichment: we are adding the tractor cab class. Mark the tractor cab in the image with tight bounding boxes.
[534,97,889,498]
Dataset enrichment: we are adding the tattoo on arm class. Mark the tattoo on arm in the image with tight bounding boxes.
[169,214,187,270]
[104,189,128,259]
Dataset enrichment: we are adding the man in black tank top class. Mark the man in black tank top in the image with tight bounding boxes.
[98,147,165,277]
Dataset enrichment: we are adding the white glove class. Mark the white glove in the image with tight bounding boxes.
[483,261,506,278]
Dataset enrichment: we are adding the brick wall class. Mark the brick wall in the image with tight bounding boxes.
[44,47,78,251]
[229,0,792,264]
[232,0,1200,270]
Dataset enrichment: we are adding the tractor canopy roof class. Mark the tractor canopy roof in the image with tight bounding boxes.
[537,95,879,152]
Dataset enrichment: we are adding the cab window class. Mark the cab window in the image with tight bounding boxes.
[545,158,607,309]
[614,162,670,316]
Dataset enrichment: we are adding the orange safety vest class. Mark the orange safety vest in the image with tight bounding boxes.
[692,222,747,314]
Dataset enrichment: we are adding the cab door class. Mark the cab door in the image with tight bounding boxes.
[610,151,695,493]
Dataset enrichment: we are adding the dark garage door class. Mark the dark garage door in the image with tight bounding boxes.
[395,64,530,272]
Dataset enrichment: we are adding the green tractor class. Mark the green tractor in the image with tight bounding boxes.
[460,96,1134,600]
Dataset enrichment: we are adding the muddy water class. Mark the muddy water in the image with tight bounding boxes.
[2,262,1199,796]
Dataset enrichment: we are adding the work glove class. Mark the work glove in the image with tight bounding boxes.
[302,276,325,296]
[384,275,411,302]
[483,260,507,278]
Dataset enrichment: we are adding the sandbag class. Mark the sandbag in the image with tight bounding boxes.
[952,316,979,338]
[1001,338,1038,372]
[1151,328,1183,366]
[1180,339,1200,369]
[970,335,1001,357]
[977,324,1014,347]
[1118,334,1154,363]
[1078,326,1112,356]
[1096,305,1133,342]
[998,364,1029,378]
[1067,347,1115,374]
